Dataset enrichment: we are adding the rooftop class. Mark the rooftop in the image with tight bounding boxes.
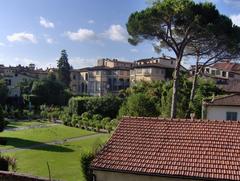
[91,117,240,180]
[205,94,240,106]
[211,61,240,73]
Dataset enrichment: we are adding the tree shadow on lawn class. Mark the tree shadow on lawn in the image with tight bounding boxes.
[0,137,73,152]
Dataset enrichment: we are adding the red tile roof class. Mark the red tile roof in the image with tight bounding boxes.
[211,62,240,72]
[91,117,240,180]
[218,80,240,93]
[205,94,240,106]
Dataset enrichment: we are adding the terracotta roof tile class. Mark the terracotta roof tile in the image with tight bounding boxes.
[205,94,240,106]
[91,117,240,180]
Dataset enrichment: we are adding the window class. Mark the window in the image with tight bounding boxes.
[96,71,100,75]
[222,71,226,77]
[95,82,100,91]
[5,79,11,86]
[229,72,234,78]
[143,68,151,74]
[136,69,142,74]
[130,70,135,75]
[226,112,237,121]
[73,75,76,80]
[211,70,216,75]
[205,68,210,73]
[216,70,220,76]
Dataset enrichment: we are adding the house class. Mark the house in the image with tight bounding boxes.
[202,94,240,121]
[70,58,133,96]
[191,61,240,85]
[130,56,186,85]
[91,116,240,181]
[70,56,187,96]
[0,64,49,97]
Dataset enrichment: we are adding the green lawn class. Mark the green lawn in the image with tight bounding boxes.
[6,120,49,129]
[0,125,94,150]
[5,134,109,181]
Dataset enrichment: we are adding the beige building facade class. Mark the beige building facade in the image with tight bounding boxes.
[0,64,48,97]
[70,57,181,96]
[70,58,132,96]
[130,57,178,85]
[93,170,197,181]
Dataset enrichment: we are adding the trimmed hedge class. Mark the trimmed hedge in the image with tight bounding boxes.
[68,95,122,118]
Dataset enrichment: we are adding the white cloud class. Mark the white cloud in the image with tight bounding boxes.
[46,38,54,44]
[130,48,138,53]
[40,16,55,28]
[44,35,54,44]
[88,20,95,24]
[69,57,96,68]
[104,24,129,43]
[66,28,97,42]
[7,32,37,43]
[230,14,240,26]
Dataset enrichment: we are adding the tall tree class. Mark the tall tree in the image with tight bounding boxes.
[57,50,71,87]
[0,79,8,105]
[127,0,223,118]
[186,14,240,117]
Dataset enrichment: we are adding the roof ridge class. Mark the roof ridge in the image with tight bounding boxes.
[211,93,238,102]
[122,116,240,123]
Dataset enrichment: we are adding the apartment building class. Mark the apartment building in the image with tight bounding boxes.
[130,56,183,85]
[70,57,185,96]
[70,58,132,96]
[191,61,240,84]
[0,64,48,97]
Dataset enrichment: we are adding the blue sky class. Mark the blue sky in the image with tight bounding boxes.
[0,0,239,69]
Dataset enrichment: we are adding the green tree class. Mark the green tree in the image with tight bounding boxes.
[57,50,71,87]
[30,77,71,106]
[0,106,7,132]
[119,93,158,117]
[127,0,224,118]
[0,79,8,105]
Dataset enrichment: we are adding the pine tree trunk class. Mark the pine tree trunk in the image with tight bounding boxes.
[186,52,200,118]
[170,57,181,119]
[190,72,198,104]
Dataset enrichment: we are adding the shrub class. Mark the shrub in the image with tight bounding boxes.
[71,114,81,127]
[101,117,111,129]
[118,93,158,117]
[0,155,17,171]
[105,122,112,133]
[0,106,7,132]
[80,152,95,181]
[68,95,123,118]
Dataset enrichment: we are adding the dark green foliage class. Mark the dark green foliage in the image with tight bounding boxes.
[30,77,71,106]
[0,79,8,105]
[0,155,17,171]
[120,77,221,119]
[80,152,95,181]
[68,95,123,118]
[0,157,8,171]
[0,106,7,132]
[57,50,71,87]
[191,79,223,118]
[126,0,234,118]
[118,93,158,117]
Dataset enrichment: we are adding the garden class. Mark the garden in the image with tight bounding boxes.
[0,120,109,181]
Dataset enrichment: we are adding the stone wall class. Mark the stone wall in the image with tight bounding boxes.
[0,171,56,181]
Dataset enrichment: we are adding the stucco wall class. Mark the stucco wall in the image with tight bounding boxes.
[93,170,198,181]
[206,106,240,120]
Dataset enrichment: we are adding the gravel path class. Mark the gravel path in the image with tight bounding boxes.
[5,123,59,131]
[0,133,105,153]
